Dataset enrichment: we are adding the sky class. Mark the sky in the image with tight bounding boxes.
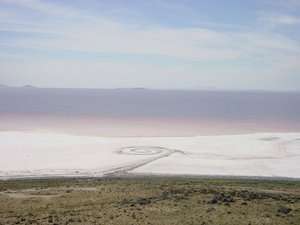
[0,0,300,90]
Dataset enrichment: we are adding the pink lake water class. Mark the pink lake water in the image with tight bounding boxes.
[0,87,299,136]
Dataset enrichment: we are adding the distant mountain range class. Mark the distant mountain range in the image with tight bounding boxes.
[0,85,148,90]
[0,84,37,88]
[23,85,36,88]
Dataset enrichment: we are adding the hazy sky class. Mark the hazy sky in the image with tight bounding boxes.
[0,0,300,90]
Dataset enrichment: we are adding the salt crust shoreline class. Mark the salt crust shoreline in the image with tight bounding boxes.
[1,131,300,180]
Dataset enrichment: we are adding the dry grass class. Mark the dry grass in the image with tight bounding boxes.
[0,177,299,225]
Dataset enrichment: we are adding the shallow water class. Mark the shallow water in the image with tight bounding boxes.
[0,87,299,136]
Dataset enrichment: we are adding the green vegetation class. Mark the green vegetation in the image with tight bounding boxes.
[0,177,299,225]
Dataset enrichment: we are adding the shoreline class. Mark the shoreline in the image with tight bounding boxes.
[2,173,300,182]
[1,131,300,180]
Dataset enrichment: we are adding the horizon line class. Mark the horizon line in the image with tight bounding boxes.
[1,84,300,93]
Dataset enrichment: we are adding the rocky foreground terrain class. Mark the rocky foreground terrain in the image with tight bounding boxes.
[0,177,299,225]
